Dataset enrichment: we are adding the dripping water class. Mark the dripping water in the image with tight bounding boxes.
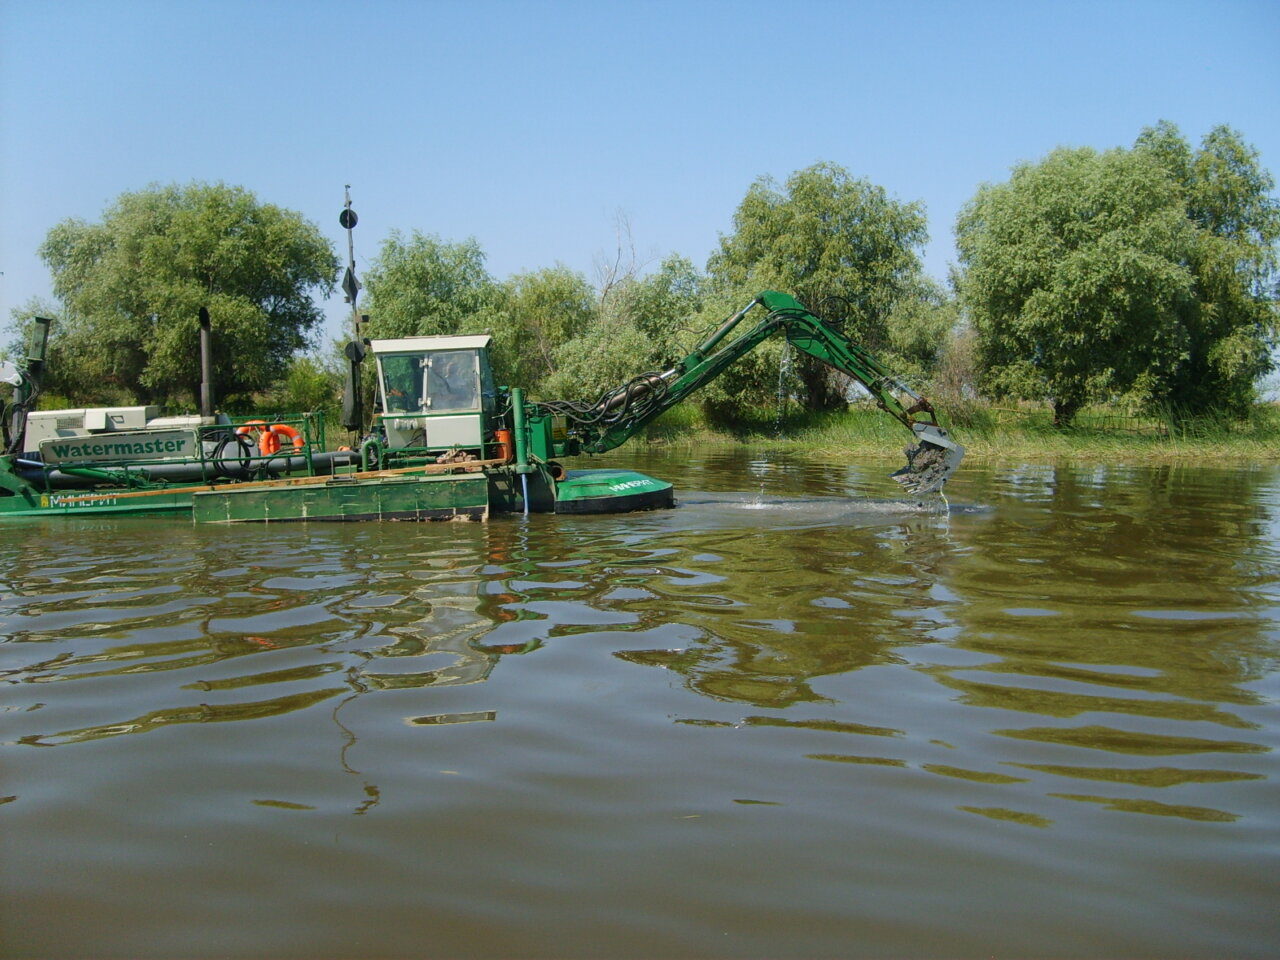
[773,338,793,438]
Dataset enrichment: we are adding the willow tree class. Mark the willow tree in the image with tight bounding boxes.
[1134,122,1280,415]
[955,146,1195,425]
[38,182,336,407]
[490,265,597,391]
[543,255,706,402]
[360,231,503,340]
[707,162,930,412]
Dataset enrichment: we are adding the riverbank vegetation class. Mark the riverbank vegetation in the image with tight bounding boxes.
[7,122,1277,456]
[615,398,1280,463]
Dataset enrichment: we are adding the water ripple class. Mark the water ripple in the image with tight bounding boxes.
[1,460,1277,960]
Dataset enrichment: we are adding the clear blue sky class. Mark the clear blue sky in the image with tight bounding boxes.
[3,0,1278,347]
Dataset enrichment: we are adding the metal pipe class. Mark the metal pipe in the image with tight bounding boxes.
[199,307,213,417]
[8,317,51,455]
[360,435,383,472]
[511,387,531,473]
[511,387,533,513]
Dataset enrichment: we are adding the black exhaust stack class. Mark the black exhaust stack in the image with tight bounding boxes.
[199,306,214,417]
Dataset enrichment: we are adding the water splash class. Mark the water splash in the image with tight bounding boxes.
[773,338,793,438]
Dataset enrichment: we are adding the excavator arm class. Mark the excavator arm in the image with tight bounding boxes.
[534,291,964,495]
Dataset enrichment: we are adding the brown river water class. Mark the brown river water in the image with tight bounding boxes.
[2,452,1278,959]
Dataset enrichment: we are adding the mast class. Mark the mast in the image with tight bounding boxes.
[339,187,366,432]
[340,185,361,341]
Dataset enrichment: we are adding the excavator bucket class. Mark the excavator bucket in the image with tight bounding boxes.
[890,424,965,496]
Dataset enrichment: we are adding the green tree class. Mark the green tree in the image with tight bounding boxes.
[707,162,930,411]
[1134,122,1280,414]
[542,255,706,402]
[613,253,706,349]
[490,265,596,390]
[261,351,344,421]
[36,182,336,407]
[883,276,961,384]
[361,231,503,340]
[956,146,1196,425]
[5,299,84,409]
[542,312,655,403]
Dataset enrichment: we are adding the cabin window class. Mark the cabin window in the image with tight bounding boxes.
[425,351,480,413]
[381,355,425,414]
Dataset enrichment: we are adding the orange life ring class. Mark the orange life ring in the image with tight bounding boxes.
[235,420,279,456]
[269,423,305,452]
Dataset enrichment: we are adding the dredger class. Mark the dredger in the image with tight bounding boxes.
[0,292,962,521]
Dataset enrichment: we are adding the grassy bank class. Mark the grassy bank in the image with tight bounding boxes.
[632,401,1280,463]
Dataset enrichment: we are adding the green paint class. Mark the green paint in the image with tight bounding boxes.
[192,473,490,523]
[553,469,673,514]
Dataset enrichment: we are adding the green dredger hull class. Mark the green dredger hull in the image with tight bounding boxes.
[0,489,195,519]
[193,472,493,522]
[0,464,673,522]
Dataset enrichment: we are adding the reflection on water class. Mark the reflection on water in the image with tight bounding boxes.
[1,454,1278,959]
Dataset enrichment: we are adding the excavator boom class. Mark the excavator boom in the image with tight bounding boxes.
[535,291,964,495]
